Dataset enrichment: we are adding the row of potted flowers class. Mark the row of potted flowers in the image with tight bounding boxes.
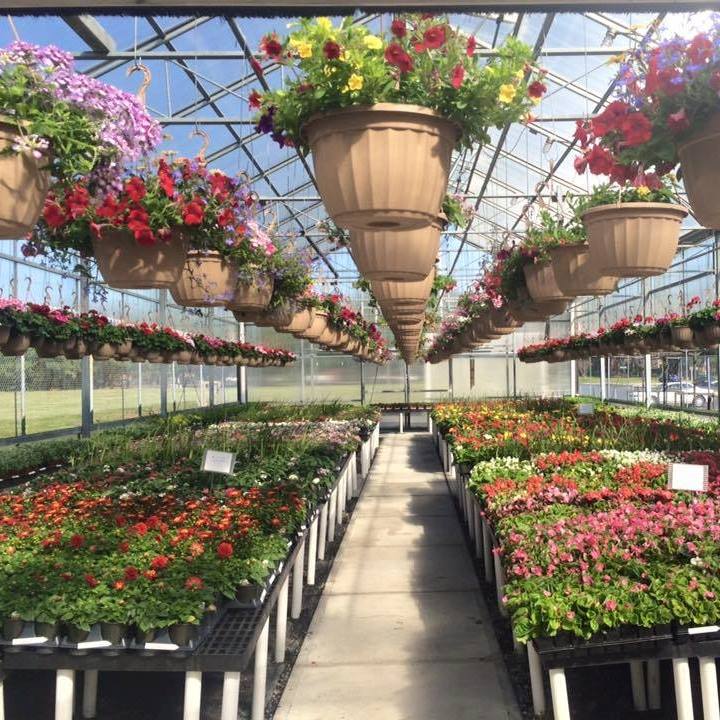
[0,299,296,366]
[518,298,720,363]
[0,405,378,644]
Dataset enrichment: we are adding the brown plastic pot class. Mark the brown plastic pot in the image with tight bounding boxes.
[372,271,434,308]
[63,338,88,359]
[33,336,64,358]
[489,308,522,334]
[275,308,314,335]
[677,113,720,229]
[303,103,459,231]
[171,251,236,307]
[549,244,618,297]
[1,331,31,356]
[0,120,51,240]
[582,202,687,278]
[254,303,296,328]
[294,311,327,341]
[226,276,274,312]
[90,342,116,360]
[523,261,575,303]
[317,326,345,348]
[696,323,720,348]
[92,226,189,290]
[349,217,443,281]
[670,325,695,349]
[0,325,10,347]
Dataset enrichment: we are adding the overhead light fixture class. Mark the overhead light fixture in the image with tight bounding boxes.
[601,28,616,47]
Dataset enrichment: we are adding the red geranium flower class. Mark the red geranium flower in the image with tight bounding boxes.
[217,541,234,559]
[423,25,446,50]
[124,566,139,581]
[391,19,407,38]
[150,555,170,570]
[124,177,147,203]
[450,64,465,90]
[528,80,547,99]
[466,36,476,58]
[384,43,413,74]
[323,40,341,60]
[260,33,283,61]
[185,576,204,590]
[69,534,84,548]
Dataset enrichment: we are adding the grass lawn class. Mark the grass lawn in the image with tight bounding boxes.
[579,376,643,386]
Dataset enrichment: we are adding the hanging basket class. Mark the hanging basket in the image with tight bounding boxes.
[33,337,64,358]
[677,113,720,229]
[170,252,236,308]
[254,302,296,328]
[670,325,695,349]
[303,103,459,231]
[549,244,618,297]
[317,326,346,348]
[92,226,189,290]
[582,202,687,278]
[226,276,274,312]
[372,271,435,307]
[0,120,51,240]
[294,311,328,341]
[275,308,315,335]
[349,217,443,281]
[523,261,575,303]
[90,342,116,360]
[695,323,720,348]
[232,310,264,325]
[489,308,522,334]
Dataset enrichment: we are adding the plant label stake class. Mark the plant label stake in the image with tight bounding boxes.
[201,450,236,475]
[667,463,708,492]
[577,403,595,416]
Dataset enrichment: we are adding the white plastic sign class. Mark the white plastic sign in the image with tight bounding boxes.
[577,403,595,416]
[667,463,708,492]
[201,449,236,475]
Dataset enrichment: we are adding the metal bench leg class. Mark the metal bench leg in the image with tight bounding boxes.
[527,642,546,717]
[220,672,241,720]
[55,669,75,720]
[318,502,328,560]
[82,670,98,719]
[549,667,571,720]
[251,618,270,720]
[274,576,289,663]
[647,659,661,710]
[183,671,202,720]
[700,657,720,720]
[307,515,319,586]
[291,539,305,619]
[673,658,695,720]
[630,660,648,711]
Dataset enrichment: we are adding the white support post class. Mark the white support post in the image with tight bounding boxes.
[527,643,546,717]
[493,549,508,617]
[348,453,357,499]
[673,658,695,720]
[474,503,483,560]
[482,517,493,583]
[251,618,270,720]
[182,672,202,720]
[600,356,607,402]
[328,489,337,543]
[337,467,346,520]
[274,576,289,663]
[644,354,653,408]
[699,657,720,720]
[549,668,571,720]
[630,661,648,711]
[318,502,328,560]
[399,412,404,433]
[307,515,319,586]
[647,659,661,710]
[55,670,75,720]
[0,672,5,720]
[220,672,241,720]
[291,539,305,619]
[82,670,98,719]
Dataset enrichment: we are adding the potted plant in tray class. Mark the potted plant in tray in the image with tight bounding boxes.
[688,299,720,348]
[254,15,544,232]
[0,42,160,240]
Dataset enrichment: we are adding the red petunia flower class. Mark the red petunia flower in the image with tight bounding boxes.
[217,541,234,559]
[124,176,147,203]
[667,108,690,134]
[260,33,283,61]
[391,19,406,38]
[585,145,615,175]
[217,207,235,228]
[65,186,90,219]
[620,112,653,146]
[450,64,465,90]
[466,36,476,58]
[133,227,156,246]
[688,33,714,64]
[96,194,125,220]
[590,100,631,137]
[528,80,547,99]
[43,200,66,229]
[323,40,341,60]
[423,25,446,50]
[248,90,262,110]
[384,43,413,74]
[182,200,205,226]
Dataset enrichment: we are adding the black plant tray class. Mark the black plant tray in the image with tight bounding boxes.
[533,623,720,669]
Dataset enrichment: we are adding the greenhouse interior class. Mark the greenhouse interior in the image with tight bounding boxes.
[4,1,720,719]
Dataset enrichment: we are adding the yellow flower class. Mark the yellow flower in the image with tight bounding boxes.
[515,69,525,81]
[636,186,651,197]
[498,84,517,103]
[316,17,333,32]
[363,35,382,50]
[296,41,313,59]
[344,73,364,92]
[609,53,626,64]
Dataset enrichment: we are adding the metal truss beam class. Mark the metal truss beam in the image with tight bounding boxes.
[64,15,116,52]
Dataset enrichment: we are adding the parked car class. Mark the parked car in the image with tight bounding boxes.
[650,381,713,408]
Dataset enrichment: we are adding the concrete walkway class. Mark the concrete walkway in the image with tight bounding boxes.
[275,432,521,720]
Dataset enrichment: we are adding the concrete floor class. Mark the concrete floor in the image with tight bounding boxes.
[275,432,521,720]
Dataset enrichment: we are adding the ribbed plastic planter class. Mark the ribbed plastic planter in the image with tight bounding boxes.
[171,252,236,307]
[294,311,328,341]
[226,277,274,312]
[275,309,315,335]
[523,261,575,303]
[372,271,435,307]
[549,244,618,297]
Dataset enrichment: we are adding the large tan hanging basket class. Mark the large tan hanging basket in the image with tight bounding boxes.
[303,103,459,232]
[317,326,345,348]
[171,251,236,307]
[0,120,51,240]
[232,310,264,325]
[489,308,522,335]
[226,276,274,312]
[276,308,315,335]
[294,311,328,341]
[677,113,720,229]
[254,303,296,328]
[508,298,569,323]
[582,202,687,278]
[549,244,618,297]
[92,226,189,290]
[349,217,443,281]
[372,271,435,307]
[523,261,575,303]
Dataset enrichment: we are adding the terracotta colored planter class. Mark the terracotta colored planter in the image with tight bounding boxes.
[1,331,31,356]
[582,202,687,278]
[549,244,618,297]
[523,261,575,303]
[33,337,64,358]
[145,351,164,363]
[294,311,327,341]
[670,325,695,349]
[254,303,296,328]
[171,252,236,307]
[696,324,720,348]
[508,298,569,322]
[63,338,88,359]
[232,310,263,325]
[114,341,133,359]
[175,350,193,364]
[349,217,443,281]
[372,271,435,308]
[0,120,51,240]
[392,313,425,328]
[226,276,274,312]
[489,308,522,334]
[276,309,314,335]
[90,342,116,360]
[677,113,720,228]
[317,325,345,347]
[92,226,189,290]
[303,103,459,231]
[0,326,10,347]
